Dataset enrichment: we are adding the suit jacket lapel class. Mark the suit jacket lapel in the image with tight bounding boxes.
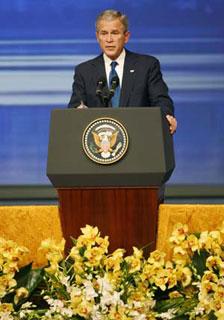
[90,54,109,107]
[120,50,138,107]
[90,51,138,107]
[91,54,107,87]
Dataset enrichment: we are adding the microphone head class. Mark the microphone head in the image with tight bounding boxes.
[96,77,106,96]
[110,76,119,88]
[97,77,106,88]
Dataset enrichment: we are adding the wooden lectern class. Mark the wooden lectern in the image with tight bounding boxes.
[47,107,175,255]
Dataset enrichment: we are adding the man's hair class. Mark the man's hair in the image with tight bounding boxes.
[95,9,129,32]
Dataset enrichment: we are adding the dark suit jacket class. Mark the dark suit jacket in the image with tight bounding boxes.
[68,49,174,115]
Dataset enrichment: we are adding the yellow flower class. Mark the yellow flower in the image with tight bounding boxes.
[125,256,141,273]
[80,225,99,243]
[75,226,108,252]
[153,269,169,291]
[69,246,82,260]
[47,252,64,265]
[167,273,177,289]
[148,250,166,266]
[71,287,94,318]
[40,238,65,251]
[169,223,188,245]
[96,235,109,253]
[74,300,94,318]
[209,231,222,245]
[84,246,105,267]
[0,274,17,298]
[0,303,14,312]
[176,266,192,287]
[187,234,199,252]
[172,245,190,265]
[125,247,143,273]
[104,248,125,272]
[219,221,224,243]
[141,263,161,282]
[14,287,29,304]
[213,301,224,320]
[40,238,65,275]
[169,291,183,299]
[2,261,19,274]
[201,280,217,295]
[133,247,143,259]
[106,270,122,287]
[75,274,85,285]
[40,238,65,262]
[0,238,29,267]
[73,261,85,275]
[163,261,177,289]
[75,235,89,248]
[165,261,173,268]
[202,270,218,283]
[199,231,213,251]
[70,295,82,312]
[143,260,177,290]
[214,284,224,302]
[211,243,222,256]
[207,231,223,255]
[206,256,223,271]
[127,285,148,303]
[45,262,60,275]
[108,305,129,320]
[215,309,224,320]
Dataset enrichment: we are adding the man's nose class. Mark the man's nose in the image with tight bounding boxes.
[105,33,113,42]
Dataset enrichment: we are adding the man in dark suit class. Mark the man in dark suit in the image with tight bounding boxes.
[68,9,177,134]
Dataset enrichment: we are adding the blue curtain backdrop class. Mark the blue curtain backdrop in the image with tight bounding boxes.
[0,0,224,185]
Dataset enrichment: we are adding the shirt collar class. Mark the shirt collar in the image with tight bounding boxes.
[103,49,126,66]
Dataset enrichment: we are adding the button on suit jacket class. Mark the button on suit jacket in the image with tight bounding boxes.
[68,49,174,115]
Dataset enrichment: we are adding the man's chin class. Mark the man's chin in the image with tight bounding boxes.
[105,50,117,60]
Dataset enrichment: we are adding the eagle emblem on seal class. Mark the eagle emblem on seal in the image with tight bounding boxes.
[92,130,120,159]
[82,118,128,164]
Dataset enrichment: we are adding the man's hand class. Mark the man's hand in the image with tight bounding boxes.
[166,115,177,134]
[77,100,88,109]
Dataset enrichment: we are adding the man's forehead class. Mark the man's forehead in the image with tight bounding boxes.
[98,19,124,30]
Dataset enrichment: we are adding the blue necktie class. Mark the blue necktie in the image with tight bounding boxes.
[109,61,120,107]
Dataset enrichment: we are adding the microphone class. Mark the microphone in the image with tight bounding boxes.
[109,76,119,96]
[96,77,106,96]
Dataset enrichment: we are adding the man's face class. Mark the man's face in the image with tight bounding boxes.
[96,18,130,60]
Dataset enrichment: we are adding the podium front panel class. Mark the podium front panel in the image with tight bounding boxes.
[47,107,175,187]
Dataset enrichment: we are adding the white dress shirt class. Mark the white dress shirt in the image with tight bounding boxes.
[103,49,126,87]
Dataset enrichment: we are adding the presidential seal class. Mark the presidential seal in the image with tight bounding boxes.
[82,118,129,164]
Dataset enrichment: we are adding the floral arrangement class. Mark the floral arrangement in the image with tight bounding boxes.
[0,223,224,320]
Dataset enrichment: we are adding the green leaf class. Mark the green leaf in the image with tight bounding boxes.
[3,265,44,307]
[208,311,217,320]
[15,264,44,296]
[15,263,33,288]
[155,297,185,312]
[173,297,198,318]
[79,246,86,257]
[155,296,198,318]
[70,237,77,246]
[25,268,44,294]
[192,250,209,277]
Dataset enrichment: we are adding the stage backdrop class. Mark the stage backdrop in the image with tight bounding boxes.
[0,0,224,186]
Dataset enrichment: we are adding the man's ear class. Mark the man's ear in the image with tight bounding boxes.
[124,31,131,44]
[96,32,100,42]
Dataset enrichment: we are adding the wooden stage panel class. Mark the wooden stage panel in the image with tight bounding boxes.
[58,187,161,255]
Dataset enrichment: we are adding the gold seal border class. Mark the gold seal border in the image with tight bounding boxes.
[82,117,129,165]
